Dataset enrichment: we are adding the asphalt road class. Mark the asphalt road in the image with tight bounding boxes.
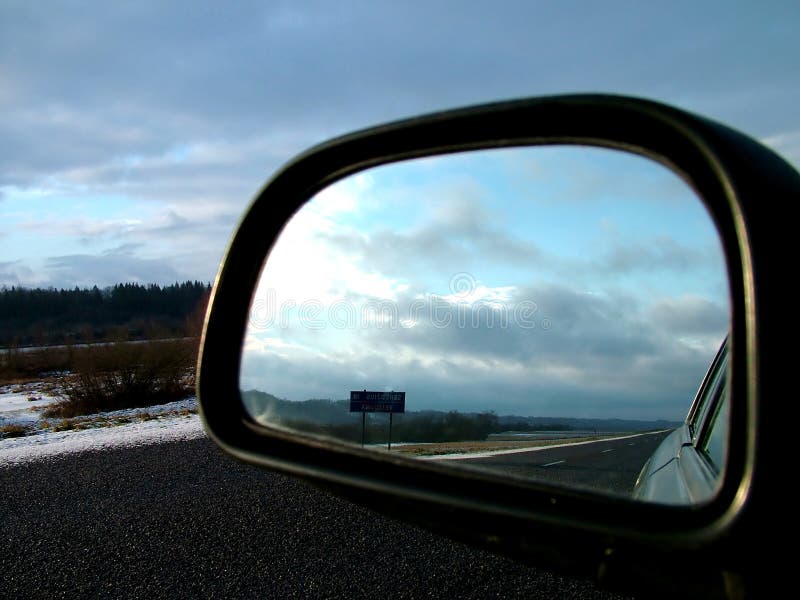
[460,431,671,496]
[0,437,626,599]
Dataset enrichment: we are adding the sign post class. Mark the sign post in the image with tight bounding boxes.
[349,390,406,449]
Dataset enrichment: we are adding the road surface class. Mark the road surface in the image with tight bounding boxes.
[457,431,671,496]
[1,437,625,598]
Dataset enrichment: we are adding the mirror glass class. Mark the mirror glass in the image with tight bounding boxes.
[239,146,730,504]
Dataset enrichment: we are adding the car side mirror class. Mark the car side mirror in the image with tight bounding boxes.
[198,95,797,597]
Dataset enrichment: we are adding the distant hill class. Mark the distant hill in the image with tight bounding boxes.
[242,390,354,426]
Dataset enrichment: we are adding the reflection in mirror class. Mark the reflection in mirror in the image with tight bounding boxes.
[240,146,730,504]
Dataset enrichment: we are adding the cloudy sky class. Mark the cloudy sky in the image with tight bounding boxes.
[2,2,798,419]
[240,147,729,420]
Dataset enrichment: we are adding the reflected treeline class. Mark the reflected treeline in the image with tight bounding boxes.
[285,411,501,444]
[242,390,682,444]
[242,390,579,444]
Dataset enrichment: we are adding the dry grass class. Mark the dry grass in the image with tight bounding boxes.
[43,338,198,418]
[0,423,33,438]
[38,405,198,433]
[0,345,72,384]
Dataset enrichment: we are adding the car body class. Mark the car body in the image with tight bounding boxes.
[633,336,730,504]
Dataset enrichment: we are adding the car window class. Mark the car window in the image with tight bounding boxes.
[686,341,725,427]
[689,351,728,442]
[701,384,729,473]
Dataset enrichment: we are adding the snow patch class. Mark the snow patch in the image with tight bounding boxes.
[0,381,206,467]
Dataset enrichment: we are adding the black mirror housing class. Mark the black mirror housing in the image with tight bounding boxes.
[198,95,798,596]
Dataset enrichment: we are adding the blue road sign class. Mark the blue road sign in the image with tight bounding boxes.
[350,390,405,413]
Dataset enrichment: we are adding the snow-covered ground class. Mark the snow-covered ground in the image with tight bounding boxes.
[0,381,205,467]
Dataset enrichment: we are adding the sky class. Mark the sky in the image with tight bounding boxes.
[2,1,798,419]
[240,147,729,420]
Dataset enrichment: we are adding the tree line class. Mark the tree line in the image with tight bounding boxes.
[0,281,211,347]
[285,410,501,445]
[241,391,575,445]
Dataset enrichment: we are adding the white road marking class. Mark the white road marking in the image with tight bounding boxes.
[425,430,672,461]
[542,460,565,467]
[601,449,614,453]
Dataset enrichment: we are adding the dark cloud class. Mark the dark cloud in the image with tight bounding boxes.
[317,197,544,283]
[647,296,729,335]
[240,339,713,421]
[3,1,797,195]
[598,237,701,273]
[242,281,728,419]
[362,284,717,388]
[318,208,717,294]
